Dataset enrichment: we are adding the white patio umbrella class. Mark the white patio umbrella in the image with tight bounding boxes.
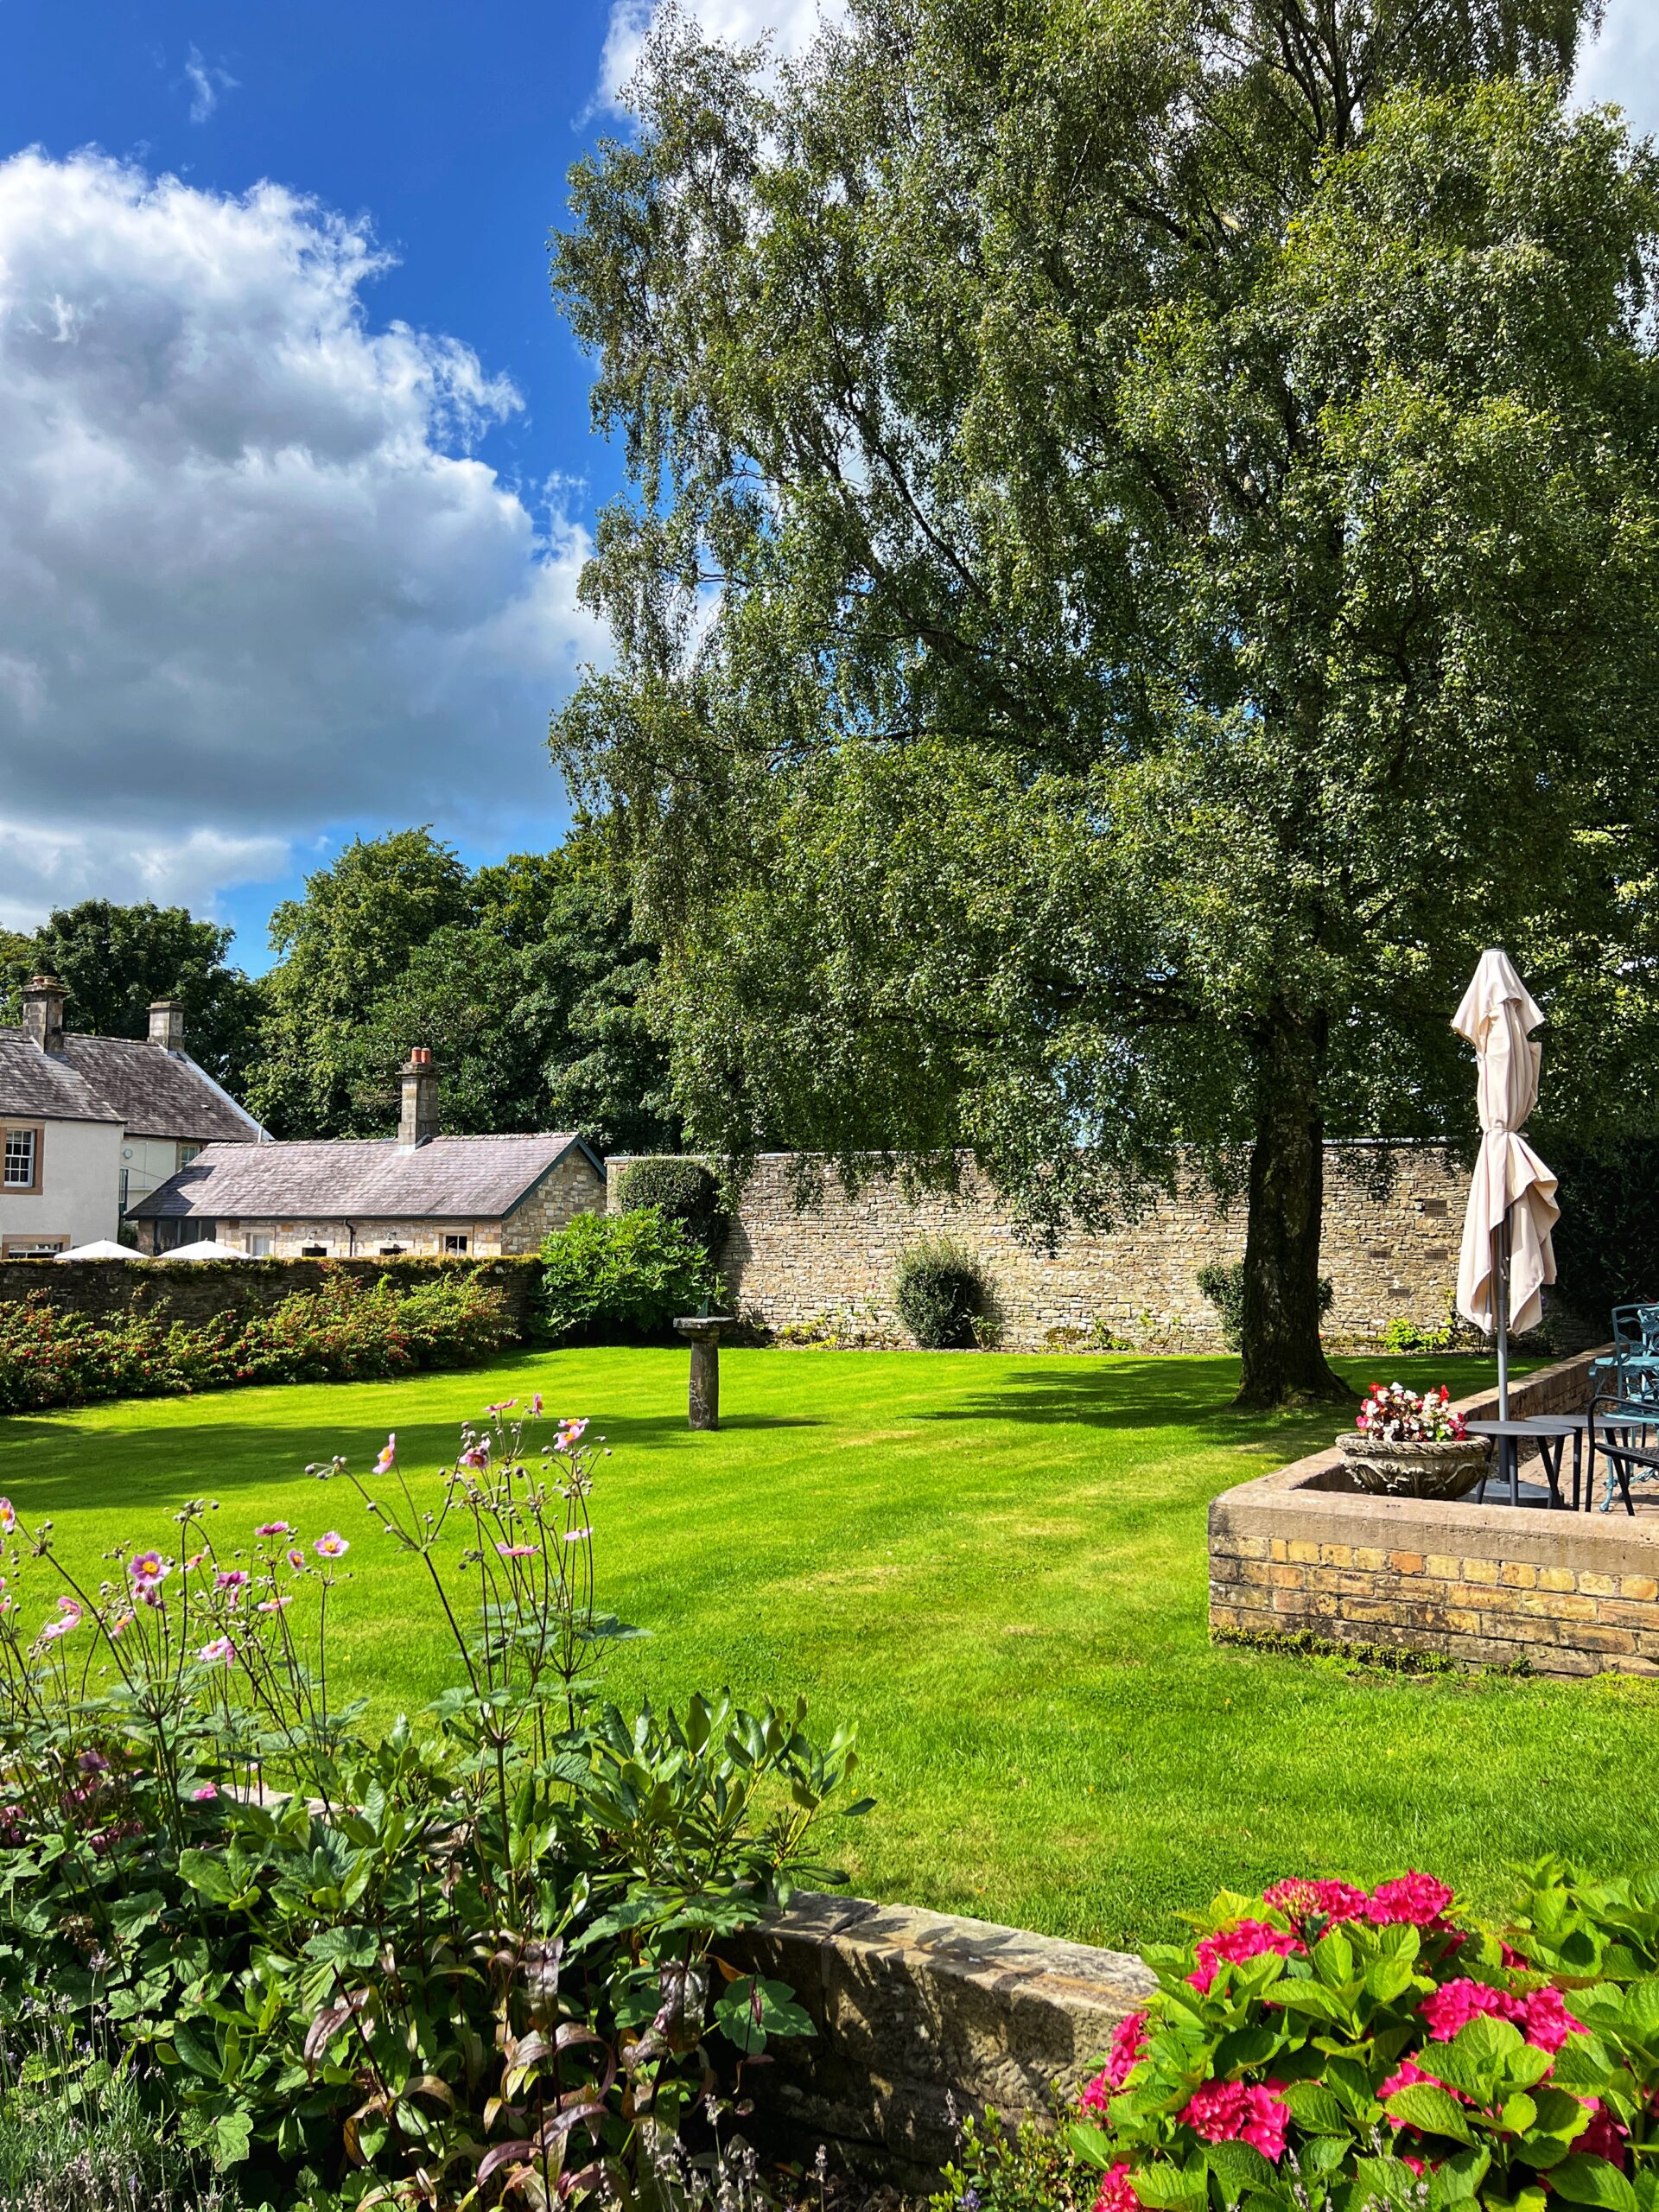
[1452,949,1560,1416]
[54,1239,147,1261]
[156,1238,244,1262]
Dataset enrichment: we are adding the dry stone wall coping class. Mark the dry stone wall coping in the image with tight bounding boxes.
[733,1890,1154,2177]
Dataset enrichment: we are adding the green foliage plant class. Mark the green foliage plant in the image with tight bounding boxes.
[552,0,1659,1411]
[0,1403,865,2207]
[0,1271,516,1414]
[612,1160,728,1258]
[1549,1144,1659,1319]
[1060,1866,1659,2212]
[539,1205,715,1338]
[894,1237,989,1351]
[1198,1266,1333,1356]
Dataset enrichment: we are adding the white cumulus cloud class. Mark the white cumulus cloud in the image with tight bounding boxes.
[0,149,600,930]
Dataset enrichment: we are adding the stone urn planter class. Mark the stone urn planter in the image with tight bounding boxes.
[1337,1431,1493,1500]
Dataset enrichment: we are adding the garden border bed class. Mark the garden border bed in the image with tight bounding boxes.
[1208,1349,1659,1675]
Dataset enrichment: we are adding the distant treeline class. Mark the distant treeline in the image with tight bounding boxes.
[0,826,678,1154]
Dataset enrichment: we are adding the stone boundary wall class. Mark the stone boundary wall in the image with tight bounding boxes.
[1209,1350,1659,1676]
[732,1890,1154,2178]
[0,1255,544,1335]
[609,1147,1471,1351]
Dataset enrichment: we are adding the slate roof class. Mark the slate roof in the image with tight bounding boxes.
[128,1134,601,1223]
[0,1030,261,1143]
[0,1034,121,1123]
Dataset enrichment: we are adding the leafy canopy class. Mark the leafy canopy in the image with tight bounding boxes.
[247,829,679,1152]
[551,0,1659,1399]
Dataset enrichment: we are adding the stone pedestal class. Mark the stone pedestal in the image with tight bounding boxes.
[672,1316,734,1430]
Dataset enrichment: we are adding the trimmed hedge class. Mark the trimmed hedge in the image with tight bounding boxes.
[0,1269,516,1413]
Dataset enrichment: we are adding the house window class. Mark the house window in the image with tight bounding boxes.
[443,1232,469,1255]
[3,1128,40,1191]
[250,1235,271,1257]
[179,1144,201,1166]
[0,1236,67,1258]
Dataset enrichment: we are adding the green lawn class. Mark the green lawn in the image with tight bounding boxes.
[3,1346,1654,1952]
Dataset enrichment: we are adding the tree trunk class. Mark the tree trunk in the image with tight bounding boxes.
[1234,1011,1351,1408]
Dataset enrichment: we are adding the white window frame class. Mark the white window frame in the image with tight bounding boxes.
[443,1232,469,1255]
[3,1126,41,1192]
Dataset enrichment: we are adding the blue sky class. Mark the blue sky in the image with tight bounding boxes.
[0,0,1653,969]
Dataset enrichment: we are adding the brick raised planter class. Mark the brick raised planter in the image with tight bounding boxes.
[1209,1350,1659,1676]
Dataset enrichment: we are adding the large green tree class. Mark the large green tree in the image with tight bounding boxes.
[249,829,678,1152]
[247,829,475,1136]
[550,0,1659,1402]
[1,900,262,1089]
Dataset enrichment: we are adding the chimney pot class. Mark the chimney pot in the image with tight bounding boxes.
[20,975,67,1054]
[148,999,186,1051]
[398,1047,440,1149]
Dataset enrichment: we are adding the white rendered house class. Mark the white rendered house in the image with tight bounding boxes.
[0,976,263,1257]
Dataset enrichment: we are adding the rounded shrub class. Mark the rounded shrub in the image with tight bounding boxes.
[539,1205,714,1339]
[613,1157,728,1257]
[893,1236,988,1350]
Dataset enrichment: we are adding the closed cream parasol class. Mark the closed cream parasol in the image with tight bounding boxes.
[1452,949,1559,1415]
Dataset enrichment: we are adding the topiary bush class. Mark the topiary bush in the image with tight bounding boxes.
[894,1236,989,1350]
[539,1203,715,1338]
[1197,1261,1333,1351]
[613,1157,728,1258]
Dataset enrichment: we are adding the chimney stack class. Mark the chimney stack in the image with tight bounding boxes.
[397,1047,440,1150]
[20,976,66,1054]
[148,999,186,1052]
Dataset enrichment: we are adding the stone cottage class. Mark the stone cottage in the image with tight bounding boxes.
[127,1049,604,1257]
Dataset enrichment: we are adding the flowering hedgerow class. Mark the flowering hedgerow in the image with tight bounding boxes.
[1058,1869,1659,2212]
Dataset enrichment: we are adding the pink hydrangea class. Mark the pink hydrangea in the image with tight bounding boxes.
[1081,2017,1147,2115]
[1188,1920,1302,1994]
[1418,1979,1584,2054]
[1573,2101,1628,2169]
[1521,1986,1585,2055]
[1181,2081,1290,2163]
[1419,1980,1524,2041]
[1368,1873,1455,1928]
[1092,2165,1138,2212]
[1106,2012,1147,2088]
[1262,1878,1370,1923]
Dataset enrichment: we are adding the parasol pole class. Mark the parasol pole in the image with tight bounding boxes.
[1496,1205,1511,1421]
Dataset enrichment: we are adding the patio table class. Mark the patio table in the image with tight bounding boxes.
[1465,1416,1583,1510]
